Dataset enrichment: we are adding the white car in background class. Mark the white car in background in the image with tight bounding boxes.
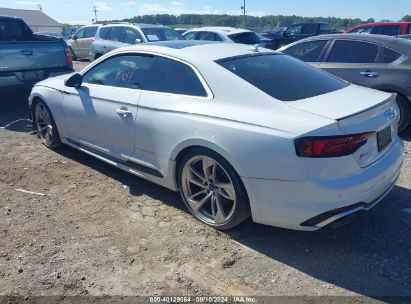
[183,27,264,44]
[29,41,403,231]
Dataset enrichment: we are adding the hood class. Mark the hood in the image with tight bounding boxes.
[286,84,392,121]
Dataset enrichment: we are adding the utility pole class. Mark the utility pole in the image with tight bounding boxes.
[241,0,246,28]
[38,4,43,12]
[93,5,98,23]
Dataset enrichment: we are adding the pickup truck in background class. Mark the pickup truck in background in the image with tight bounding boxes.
[260,22,339,49]
[0,15,73,92]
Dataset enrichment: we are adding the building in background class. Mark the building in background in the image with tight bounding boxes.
[0,7,62,32]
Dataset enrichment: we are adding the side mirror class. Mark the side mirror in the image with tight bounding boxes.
[64,73,82,88]
[135,38,142,44]
[72,35,77,40]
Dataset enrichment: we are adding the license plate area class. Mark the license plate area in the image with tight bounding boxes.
[377,126,392,152]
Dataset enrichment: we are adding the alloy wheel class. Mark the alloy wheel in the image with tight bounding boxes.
[181,156,237,225]
[35,103,54,146]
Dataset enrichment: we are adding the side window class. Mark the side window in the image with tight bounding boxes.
[383,47,402,63]
[124,28,143,44]
[108,27,124,42]
[214,33,224,41]
[286,25,302,35]
[282,40,327,62]
[350,26,373,34]
[327,40,379,63]
[84,26,98,38]
[319,24,331,34]
[373,25,401,36]
[198,31,216,41]
[143,56,207,97]
[183,31,197,40]
[300,24,316,35]
[99,27,110,40]
[82,55,155,89]
[75,28,85,39]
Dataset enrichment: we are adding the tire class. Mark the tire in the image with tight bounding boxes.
[69,47,76,61]
[178,148,251,230]
[396,94,411,133]
[33,100,63,149]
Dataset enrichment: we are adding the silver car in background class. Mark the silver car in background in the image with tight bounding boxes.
[67,25,100,60]
[279,34,411,132]
[90,23,184,61]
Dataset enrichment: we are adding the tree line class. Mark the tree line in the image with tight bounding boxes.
[116,14,411,31]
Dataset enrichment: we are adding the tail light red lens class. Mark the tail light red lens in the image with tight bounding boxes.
[65,47,72,66]
[295,132,374,158]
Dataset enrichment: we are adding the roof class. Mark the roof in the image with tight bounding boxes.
[0,7,61,27]
[111,41,278,64]
[188,27,251,35]
[100,23,168,29]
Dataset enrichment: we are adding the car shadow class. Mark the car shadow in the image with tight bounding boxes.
[0,90,32,133]
[400,127,411,142]
[54,143,411,298]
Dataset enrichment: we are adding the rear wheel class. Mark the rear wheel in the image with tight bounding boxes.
[178,148,250,230]
[34,101,63,149]
[396,94,411,132]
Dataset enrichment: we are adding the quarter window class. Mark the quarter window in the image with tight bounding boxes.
[143,56,207,97]
[383,48,402,63]
[82,55,155,89]
[282,40,327,62]
[327,40,379,63]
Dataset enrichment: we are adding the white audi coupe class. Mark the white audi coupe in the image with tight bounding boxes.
[29,41,404,231]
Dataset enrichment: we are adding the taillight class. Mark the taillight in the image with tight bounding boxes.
[295,132,374,158]
[65,47,72,66]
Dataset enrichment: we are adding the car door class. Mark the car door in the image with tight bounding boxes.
[71,28,85,57]
[319,40,387,89]
[280,24,303,46]
[62,54,155,159]
[280,39,329,69]
[82,26,98,57]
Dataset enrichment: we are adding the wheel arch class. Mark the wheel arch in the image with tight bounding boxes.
[171,139,247,190]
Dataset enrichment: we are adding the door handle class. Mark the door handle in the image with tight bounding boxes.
[21,49,33,56]
[116,108,132,117]
[360,71,379,78]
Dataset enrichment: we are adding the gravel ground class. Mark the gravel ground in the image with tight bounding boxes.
[0,62,410,302]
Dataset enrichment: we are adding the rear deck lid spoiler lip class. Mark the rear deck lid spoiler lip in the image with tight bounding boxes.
[335,94,395,122]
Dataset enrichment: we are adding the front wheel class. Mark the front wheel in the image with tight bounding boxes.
[178,149,250,230]
[34,101,63,149]
[396,95,410,133]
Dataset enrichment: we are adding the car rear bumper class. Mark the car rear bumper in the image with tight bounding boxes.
[242,137,404,231]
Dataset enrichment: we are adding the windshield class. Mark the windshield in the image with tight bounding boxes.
[217,54,348,101]
[141,27,184,42]
[228,32,261,45]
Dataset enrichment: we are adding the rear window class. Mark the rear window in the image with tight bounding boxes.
[228,32,261,45]
[217,54,348,101]
[141,28,184,42]
[0,19,32,42]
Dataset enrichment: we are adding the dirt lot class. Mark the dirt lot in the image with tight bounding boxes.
[0,61,410,301]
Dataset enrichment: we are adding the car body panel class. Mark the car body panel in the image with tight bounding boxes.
[29,42,404,230]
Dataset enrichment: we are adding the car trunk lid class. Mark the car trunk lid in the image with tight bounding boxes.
[288,85,399,167]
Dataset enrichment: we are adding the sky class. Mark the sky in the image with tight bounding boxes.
[0,0,409,25]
